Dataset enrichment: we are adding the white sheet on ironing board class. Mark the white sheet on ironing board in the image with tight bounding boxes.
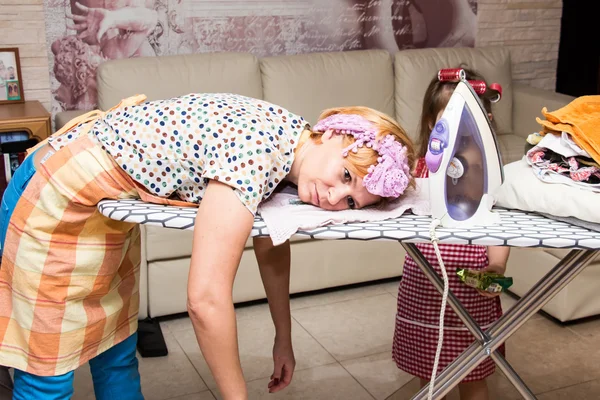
[257,178,431,246]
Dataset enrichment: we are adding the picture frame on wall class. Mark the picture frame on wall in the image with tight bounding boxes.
[0,48,25,105]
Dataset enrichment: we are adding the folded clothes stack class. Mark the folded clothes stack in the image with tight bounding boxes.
[526,131,600,192]
[514,96,600,230]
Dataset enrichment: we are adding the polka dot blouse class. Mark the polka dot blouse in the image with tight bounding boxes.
[50,93,307,214]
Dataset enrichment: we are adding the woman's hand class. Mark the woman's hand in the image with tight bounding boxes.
[253,237,295,393]
[269,337,295,393]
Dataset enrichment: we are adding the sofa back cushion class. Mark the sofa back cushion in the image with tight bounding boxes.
[260,50,395,124]
[394,47,513,143]
[96,53,263,110]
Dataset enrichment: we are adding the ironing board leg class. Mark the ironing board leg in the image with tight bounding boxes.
[492,353,536,399]
[405,248,597,400]
[402,242,536,398]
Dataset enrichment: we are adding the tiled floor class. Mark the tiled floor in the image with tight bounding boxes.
[71,280,600,399]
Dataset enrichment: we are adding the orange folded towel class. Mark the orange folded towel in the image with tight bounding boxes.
[536,95,600,164]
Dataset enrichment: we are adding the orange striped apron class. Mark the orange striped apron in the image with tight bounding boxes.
[0,95,196,376]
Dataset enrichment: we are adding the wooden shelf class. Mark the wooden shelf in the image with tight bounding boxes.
[0,101,51,141]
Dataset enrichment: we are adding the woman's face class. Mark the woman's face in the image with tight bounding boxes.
[295,133,380,211]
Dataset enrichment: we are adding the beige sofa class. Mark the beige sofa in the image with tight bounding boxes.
[55,46,591,330]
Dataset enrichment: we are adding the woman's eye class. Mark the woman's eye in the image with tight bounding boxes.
[344,168,351,181]
[347,196,356,209]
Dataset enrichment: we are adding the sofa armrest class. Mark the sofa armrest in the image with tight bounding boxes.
[54,109,92,130]
[512,84,575,139]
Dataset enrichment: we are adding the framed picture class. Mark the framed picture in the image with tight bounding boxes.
[0,48,24,104]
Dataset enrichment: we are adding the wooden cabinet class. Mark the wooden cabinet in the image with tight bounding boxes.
[0,101,51,142]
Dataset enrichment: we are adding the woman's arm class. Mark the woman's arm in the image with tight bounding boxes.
[253,237,292,340]
[253,237,295,392]
[187,181,254,400]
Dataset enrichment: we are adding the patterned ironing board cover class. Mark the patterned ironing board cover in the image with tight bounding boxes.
[98,200,600,250]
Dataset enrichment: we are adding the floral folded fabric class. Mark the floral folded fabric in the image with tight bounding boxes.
[526,147,600,192]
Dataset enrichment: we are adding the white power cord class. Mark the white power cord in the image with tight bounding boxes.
[428,218,449,400]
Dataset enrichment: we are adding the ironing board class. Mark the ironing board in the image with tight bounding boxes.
[98,199,600,400]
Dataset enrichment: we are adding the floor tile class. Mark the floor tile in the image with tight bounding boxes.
[172,311,335,389]
[73,330,206,400]
[341,351,412,400]
[385,372,521,400]
[379,280,401,298]
[564,315,600,342]
[162,302,286,333]
[537,379,600,399]
[292,294,398,362]
[161,315,193,333]
[162,280,397,331]
[138,329,208,400]
[234,302,277,321]
[73,363,95,400]
[385,377,460,400]
[487,371,525,400]
[167,390,216,400]
[505,317,600,394]
[212,363,375,400]
[290,282,391,310]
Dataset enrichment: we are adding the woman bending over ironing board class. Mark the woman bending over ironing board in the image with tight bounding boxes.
[0,93,415,400]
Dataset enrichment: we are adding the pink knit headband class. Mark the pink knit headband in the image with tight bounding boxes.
[313,114,411,198]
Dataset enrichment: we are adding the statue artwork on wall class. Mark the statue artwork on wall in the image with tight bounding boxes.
[43,0,478,114]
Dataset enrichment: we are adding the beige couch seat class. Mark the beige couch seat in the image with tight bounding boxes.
[54,46,590,323]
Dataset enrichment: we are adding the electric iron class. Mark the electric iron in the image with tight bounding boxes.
[423,72,505,400]
[425,79,505,228]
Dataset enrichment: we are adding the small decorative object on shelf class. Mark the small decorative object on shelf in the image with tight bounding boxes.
[0,48,24,105]
[0,137,39,197]
[0,100,50,196]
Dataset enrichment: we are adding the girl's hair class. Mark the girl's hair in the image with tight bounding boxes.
[298,106,416,193]
[417,67,497,159]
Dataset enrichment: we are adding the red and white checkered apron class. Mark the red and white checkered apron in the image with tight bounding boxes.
[392,158,504,382]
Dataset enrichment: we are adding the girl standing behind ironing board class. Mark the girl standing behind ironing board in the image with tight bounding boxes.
[0,93,415,400]
[392,69,509,400]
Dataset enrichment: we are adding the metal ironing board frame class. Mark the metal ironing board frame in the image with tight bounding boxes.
[98,200,600,400]
[403,244,597,399]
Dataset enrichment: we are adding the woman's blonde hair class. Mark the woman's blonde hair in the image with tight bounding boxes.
[298,106,416,194]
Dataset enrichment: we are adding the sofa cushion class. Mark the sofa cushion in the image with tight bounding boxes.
[394,47,514,143]
[544,248,600,262]
[260,50,395,124]
[497,133,526,164]
[508,248,600,322]
[143,225,310,262]
[54,110,89,130]
[544,248,571,259]
[148,239,405,317]
[96,53,263,110]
